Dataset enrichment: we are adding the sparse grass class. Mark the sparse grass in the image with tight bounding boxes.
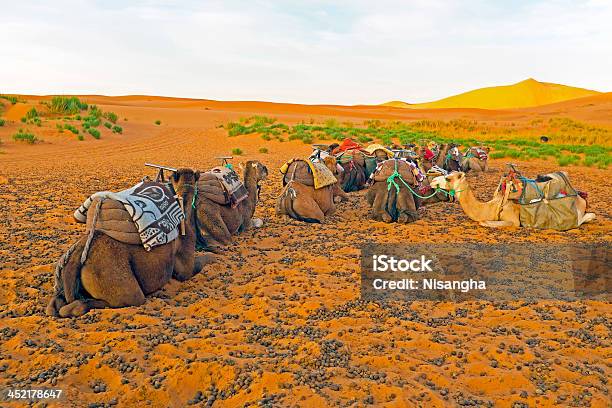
[104,122,112,129]
[88,128,101,139]
[224,116,611,169]
[48,96,88,114]
[103,111,118,123]
[77,134,84,141]
[63,124,79,135]
[155,120,161,125]
[13,129,39,144]
[231,148,243,155]
[0,119,5,127]
[21,108,42,126]
[259,147,268,153]
[112,125,123,134]
[0,95,20,104]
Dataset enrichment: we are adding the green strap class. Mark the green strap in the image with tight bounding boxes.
[386,160,452,199]
[191,184,198,208]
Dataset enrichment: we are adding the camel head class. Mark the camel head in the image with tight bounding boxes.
[322,156,343,177]
[171,168,200,196]
[242,160,268,183]
[431,171,466,198]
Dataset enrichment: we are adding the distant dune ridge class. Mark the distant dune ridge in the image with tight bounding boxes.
[383,78,601,110]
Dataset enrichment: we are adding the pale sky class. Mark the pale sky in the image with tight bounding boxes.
[1,0,611,104]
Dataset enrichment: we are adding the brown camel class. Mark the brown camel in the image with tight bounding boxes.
[366,159,419,223]
[196,161,268,246]
[431,171,595,228]
[46,169,203,318]
[276,156,340,223]
[461,146,490,172]
[336,149,368,192]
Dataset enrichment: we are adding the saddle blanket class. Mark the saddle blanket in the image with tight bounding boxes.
[280,158,337,189]
[74,181,184,251]
[199,166,248,208]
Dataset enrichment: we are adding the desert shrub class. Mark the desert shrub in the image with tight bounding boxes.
[0,95,20,104]
[13,129,38,144]
[261,134,271,141]
[49,96,87,114]
[64,124,79,134]
[88,128,101,139]
[104,122,112,129]
[103,111,118,123]
[112,125,123,134]
[55,123,63,132]
[231,148,243,155]
[0,119,5,127]
[557,154,580,167]
[259,147,268,153]
[77,134,84,141]
[88,105,102,118]
[155,120,161,125]
[25,108,39,120]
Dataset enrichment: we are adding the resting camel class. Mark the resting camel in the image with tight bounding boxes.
[366,159,419,223]
[335,149,368,192]
[462,146,489,173]
[276,156,340,223]
[47,169,203,318]
[196,161,268,246]
[431,171,595,228]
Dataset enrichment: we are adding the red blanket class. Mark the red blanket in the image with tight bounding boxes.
[332,138,364,154]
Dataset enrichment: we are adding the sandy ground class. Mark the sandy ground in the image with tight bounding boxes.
[0,96,610,407]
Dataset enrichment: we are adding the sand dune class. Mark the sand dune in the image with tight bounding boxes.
[383,78,601,110]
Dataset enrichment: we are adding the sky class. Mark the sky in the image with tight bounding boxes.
[1,0,611,104]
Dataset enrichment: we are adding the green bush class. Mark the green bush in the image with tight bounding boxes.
[77,134,84,141]
[104,122,112,129]
[64,124,79,134]
[88,105,102,118]
[557,154,580,167]
[112,125,123,134]
[231,148,243,155]
[88,128,101,139]
[155,120,161,125]
[0,95,19,105]
[259,147,268,153]
[103,111,118,123]
[0,119,5,127]
[13,129,38,144]
[49,96,87,114]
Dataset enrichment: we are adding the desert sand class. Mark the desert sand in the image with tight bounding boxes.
[383,78,601,110]
[0,95,610,407]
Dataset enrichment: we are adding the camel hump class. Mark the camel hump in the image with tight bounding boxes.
[372,159,419,185]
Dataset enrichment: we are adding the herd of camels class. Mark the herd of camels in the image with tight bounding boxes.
[46,139,596,318]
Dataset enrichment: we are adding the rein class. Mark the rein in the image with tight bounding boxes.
[385,160,454,200]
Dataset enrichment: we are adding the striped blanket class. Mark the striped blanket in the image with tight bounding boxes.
[74,181,184,251]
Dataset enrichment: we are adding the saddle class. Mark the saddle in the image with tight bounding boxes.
[372,159,418,184]
[514,172,580,230]
[75,181,184,250]
[198,166,248,207]
[280,158,337,189]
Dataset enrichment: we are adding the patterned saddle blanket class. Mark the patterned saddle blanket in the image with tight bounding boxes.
[198,166,248,208]
[74,181,184,251]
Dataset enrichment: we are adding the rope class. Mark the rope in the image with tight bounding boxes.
[385,160,454,199]
[81,197,104,265]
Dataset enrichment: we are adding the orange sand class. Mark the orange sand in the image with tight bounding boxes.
[0,95,610,407]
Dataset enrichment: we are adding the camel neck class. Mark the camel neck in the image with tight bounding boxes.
[456,181,502,222]
[243,168,259,216]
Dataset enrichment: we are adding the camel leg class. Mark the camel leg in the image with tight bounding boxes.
[397,188,418,223]
[59,299,111,318]
[370,189,391,222]
[79,245,146,309]
[46,296,67,317]
[292,195,325,223]
[200,214,232,246]
[479,220,516,228]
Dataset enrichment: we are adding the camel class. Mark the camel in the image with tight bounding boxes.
[336,148,368,192]
[431,171,595,228]
[46,168,203,318]
[366,159,419,223]
[195,161,268,246]
[461,146,489,173]
[276,156,340,223]
[444,145,464,172]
